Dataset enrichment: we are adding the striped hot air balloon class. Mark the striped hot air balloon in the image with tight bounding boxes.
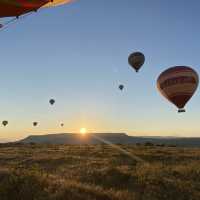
[157,66,199,113]
[0,0,73,18]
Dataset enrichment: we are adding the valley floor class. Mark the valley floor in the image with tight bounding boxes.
[0,144,200,200]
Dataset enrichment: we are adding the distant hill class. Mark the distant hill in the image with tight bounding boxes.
[20,133,129,145]
[18,133,200,147]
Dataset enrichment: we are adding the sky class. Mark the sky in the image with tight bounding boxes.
[0,0,200,141]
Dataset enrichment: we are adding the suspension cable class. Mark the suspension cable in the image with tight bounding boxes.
[0,12,35,32]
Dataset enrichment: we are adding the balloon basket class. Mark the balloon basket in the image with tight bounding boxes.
[178,109,186,113]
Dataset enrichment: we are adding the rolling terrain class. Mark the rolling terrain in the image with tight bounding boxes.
[0,143,200,200]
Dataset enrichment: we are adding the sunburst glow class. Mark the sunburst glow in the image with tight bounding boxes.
[80,128,87,135]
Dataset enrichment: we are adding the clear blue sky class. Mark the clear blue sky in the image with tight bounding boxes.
[0,0,200,141]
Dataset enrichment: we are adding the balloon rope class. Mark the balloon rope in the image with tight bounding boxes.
[0,18,18,31]
[0,12,34,32]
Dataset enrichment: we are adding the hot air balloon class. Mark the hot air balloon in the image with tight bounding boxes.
[0,0,73,18]
[0,0,73,29]
[33,122,38,127]
[49,99,55,105]
[128,52,145,72]
[61,123,64,127]
[2,121,8,127]
[119,84,124,91]
[157,66,199,113]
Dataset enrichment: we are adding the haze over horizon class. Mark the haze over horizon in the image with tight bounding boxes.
[0,0,200,141]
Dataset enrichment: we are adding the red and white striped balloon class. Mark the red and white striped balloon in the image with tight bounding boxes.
[157,66,199,112]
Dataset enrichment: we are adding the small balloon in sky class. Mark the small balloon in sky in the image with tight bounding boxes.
[33,122,38,127]
[119,84,124,91]
[60,123,64,127]
[49,99,55,105]
[157,66,199,113]
[128,52,145,72]
[2,121,8,127]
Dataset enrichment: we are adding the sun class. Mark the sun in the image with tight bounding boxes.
[80,128,87,135]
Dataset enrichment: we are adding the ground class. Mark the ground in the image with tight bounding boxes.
[0,144,200,200]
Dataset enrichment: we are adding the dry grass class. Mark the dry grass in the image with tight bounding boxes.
[0,144,200,200]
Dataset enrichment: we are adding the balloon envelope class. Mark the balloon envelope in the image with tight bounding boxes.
[2,121,8,126]
[119,85,124,91]
[157,66,199,112]
[43,0,73,7]
[49,99,55,105]
[128,52,145,72]
[0,0,48,17]
[0,0,73,17]
[33,122,38,126]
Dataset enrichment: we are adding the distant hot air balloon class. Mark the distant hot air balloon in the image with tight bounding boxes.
[2,121,8,127]
[128,52,145,72]
[49,99,55,105]
[0,0,73,18]
[33,122,38,127]
[157,66,199,113]
[61,123,64,127]
[119,84,124,91]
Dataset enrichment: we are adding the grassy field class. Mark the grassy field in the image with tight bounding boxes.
[0,144,200,200]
